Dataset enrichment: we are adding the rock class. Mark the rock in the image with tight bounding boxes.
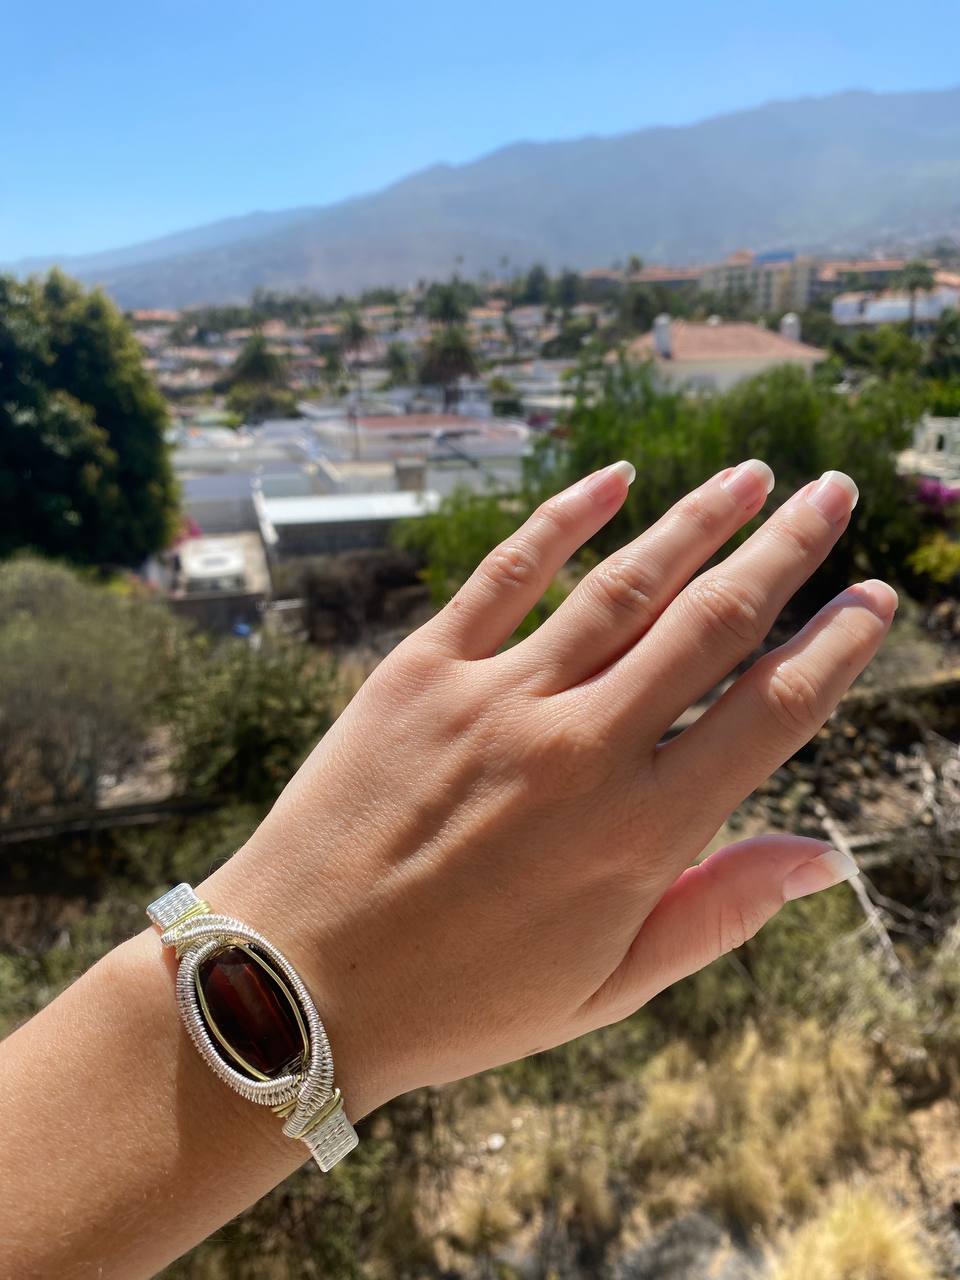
[615,1212,768,1280]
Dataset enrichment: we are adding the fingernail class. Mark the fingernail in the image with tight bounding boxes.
[609,460,637,485]
[782,847,860,902]
[721,458,775,503]
[581,459,636,501]
[805,470,859,522]
[845,578,899,621]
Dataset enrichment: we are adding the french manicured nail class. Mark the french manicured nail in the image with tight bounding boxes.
[782,847,860,903]
[846,578,899,621]
[805,470,859,522]
[721,458,775,503]
[609,459,637,485]
[581,459,636,501]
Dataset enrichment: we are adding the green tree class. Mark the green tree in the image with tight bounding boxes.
[418,327,478,408]
[555,270,581,309]
[846,325,924,377]
[0,557,183,816]
[339,308,368,353]
[223,331,296,421]
[0,278,120,564]
[0,271,177,566]
[898,260,935,333]
[172,636,337,802]
[423,280,469,326]
[226,331,287,388]
[926,309,960,379]
[627,254,644,276]
[521,264,550,305]
[384,341,415,386]
[339,309,368,402]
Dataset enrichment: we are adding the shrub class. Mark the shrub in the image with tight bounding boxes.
[171,635,337,802]
[773,1188,935,1280]
[0,556,183,817]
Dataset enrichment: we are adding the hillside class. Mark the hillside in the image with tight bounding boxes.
[10,86,960,306]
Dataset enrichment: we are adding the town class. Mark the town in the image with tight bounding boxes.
[127,249,960,635]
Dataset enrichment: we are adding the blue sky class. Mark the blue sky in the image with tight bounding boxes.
[2,0,956,260]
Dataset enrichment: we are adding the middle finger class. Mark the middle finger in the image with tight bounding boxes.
[597,469,859,741]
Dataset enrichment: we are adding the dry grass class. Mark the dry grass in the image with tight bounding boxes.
[773,1187,935,1280]
[618,1021,903,1236]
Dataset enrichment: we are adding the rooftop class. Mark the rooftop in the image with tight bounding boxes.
[626,321,827,364]
[258,490,441,527]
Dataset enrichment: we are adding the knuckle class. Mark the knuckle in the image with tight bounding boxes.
[521,711,620,799]
[759,661,823,735]
[587,557,656,620]
[678,489,723,540]
[481,541,539,592]
[717,895,765,954]
[686,575,765,648]
[535,492,580,538]
[768,514,821,559]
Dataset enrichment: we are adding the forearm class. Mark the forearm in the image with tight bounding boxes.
[0,921,304,1277]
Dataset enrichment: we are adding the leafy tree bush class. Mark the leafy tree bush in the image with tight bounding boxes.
[0,557,183,817]
[0,271,177,566]
[171,636,337,802]
[222,331,298,422]
[418,327,478,408]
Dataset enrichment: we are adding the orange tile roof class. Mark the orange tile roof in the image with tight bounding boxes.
[626,321,826,364]
[630,266,702,284]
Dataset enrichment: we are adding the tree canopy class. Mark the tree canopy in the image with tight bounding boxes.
[0,270,178,566]
[418,327,478,407]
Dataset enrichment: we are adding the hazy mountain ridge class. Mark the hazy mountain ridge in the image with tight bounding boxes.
[11,87,960,306]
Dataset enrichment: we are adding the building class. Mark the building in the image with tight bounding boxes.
[628,265,702,292]
[815,259,907,296]
[162,532,271,633]
[900,415,960,486]
[831,285,959,329]
[256,489,441,557]
[697,251,816,312]
[623,315,827,392]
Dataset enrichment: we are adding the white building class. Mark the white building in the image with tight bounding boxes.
[256,489,441,556]
[623,316,826,392]
[832,287,959,329]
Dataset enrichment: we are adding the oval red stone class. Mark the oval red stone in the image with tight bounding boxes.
[198,945,306,1079]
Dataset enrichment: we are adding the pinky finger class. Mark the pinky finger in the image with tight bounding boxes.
[430,460,636,660]
[584,835,859,1021]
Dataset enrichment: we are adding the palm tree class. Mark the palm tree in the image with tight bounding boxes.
[418,327,478,409]
[338,309,368,405]
[425,282,468,326]
[898,260,935,335]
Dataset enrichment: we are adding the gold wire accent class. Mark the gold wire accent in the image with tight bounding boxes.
[287,1088,344,1139]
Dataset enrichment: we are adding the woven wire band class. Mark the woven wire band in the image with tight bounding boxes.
[147,884,358,1170]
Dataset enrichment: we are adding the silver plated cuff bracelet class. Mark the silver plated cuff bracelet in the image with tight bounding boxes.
[147,883,358,1171]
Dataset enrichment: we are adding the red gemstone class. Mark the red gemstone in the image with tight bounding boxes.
[198,945,305,1079]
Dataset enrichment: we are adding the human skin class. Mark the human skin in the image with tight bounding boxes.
[0,460,895,1277]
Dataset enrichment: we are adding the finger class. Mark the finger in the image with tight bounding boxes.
[655,579,897,849]
[429,461,635,659]
[603,470,860,740]
[512,459,774,691]
[584,835,859,1020]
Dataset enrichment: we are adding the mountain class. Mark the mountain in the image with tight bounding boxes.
[10,87,960,307]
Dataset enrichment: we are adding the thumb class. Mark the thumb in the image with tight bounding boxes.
[592,835,859,1020]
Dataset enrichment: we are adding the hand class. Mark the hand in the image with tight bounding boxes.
[207,460,895,1120]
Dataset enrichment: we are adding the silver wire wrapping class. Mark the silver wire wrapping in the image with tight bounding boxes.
[147,884,358,1171]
